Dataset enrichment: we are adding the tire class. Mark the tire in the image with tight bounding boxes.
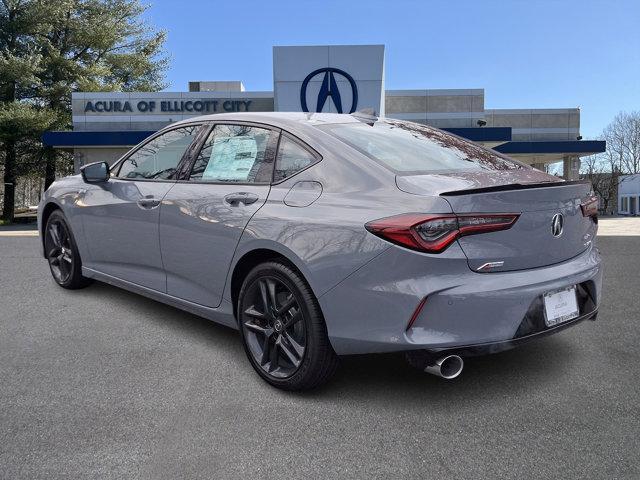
[237,261,339,390]
[44,210,92,289]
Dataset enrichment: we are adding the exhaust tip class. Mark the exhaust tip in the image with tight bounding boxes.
[438,355,464,379]
[424,354,464,379]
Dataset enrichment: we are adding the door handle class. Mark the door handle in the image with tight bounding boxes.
[137,197,161,209]
[224,192,259,206]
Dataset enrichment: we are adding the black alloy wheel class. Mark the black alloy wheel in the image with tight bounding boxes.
[45,217,74,284]
[44,210,91,289]
[238,261,338,390]
[242,275,306,378]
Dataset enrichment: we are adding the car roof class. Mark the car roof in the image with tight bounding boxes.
[170,111,375,135]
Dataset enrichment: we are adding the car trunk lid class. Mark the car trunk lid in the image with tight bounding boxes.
[396,170,597,272]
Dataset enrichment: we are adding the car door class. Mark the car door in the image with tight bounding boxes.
[79,124,204,291]
[159,122,279,307]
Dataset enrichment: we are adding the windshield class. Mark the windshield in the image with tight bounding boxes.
[318,120,524,173]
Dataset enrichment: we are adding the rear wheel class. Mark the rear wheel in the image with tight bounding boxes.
[44,210,91,289]
[238,261,338,390]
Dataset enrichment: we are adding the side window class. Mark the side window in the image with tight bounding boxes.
[190,124,275,183]
[274,135,318,182]
[117,126,199,180]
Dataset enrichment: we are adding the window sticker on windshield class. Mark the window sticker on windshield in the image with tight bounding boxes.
[203,136,257,181]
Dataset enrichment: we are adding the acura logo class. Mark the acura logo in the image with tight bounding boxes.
[300,67,358,114]
[551,213,564,237]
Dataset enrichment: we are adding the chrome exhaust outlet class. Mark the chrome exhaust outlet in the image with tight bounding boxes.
[424,354,464,379]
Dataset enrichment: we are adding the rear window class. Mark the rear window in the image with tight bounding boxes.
[318,120,524,173]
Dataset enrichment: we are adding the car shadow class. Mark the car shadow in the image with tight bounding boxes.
[313,336,582,404]
[85,280,582,403]
[86,281,240,347]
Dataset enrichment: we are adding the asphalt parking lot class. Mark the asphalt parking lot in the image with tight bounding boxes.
[1,230,639,479]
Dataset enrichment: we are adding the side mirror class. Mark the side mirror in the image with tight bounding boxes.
[81,161,109,183]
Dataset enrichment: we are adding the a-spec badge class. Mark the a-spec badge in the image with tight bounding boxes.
[476,261,505,272]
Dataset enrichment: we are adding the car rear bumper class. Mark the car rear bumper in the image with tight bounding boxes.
[411,307,598,358]
[318,242,602,355]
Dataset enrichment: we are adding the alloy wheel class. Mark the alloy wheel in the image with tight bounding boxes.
[45,219,74,284]
[241,276,306,378]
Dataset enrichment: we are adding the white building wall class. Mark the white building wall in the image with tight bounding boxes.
[273,45,386,115]
[618,174,640,215]
[385,89,484,128]
[484,108,580,141]
[73,148,129,171]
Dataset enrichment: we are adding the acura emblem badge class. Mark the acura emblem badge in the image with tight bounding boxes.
[551,213,564,237]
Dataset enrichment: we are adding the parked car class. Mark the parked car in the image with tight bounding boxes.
[38,112,602,390]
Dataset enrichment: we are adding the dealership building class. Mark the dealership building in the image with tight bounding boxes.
[43,44,605,180]
[618,174,640,215]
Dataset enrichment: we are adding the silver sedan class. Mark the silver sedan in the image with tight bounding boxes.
[38,112,602,390]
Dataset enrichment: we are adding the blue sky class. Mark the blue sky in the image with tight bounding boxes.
[145,0,639,139]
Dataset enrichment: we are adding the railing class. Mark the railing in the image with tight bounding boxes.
[1,176,46,211]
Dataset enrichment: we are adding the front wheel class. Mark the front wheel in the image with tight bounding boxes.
[44,210,92,289]
[238,261,338,390]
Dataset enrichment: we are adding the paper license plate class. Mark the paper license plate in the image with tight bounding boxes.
[543,286,579,327]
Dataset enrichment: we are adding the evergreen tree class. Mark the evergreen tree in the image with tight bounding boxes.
[0,0,167,222]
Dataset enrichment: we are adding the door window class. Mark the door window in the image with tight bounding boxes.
[190,124,275,183]
[117,125,200,180]
[274,135,320,182]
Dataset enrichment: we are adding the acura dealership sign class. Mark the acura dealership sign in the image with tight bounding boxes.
[300,67,358,114]
[73,45,384,132]
[273,45,385,115]
[72,91,274,129]
[83,99,253,113]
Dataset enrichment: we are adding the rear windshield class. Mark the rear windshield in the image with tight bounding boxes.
[318,120,524,173]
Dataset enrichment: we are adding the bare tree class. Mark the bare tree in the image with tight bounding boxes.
[579,111,640,214]
[581,151,620,214]
[603,111,640,174]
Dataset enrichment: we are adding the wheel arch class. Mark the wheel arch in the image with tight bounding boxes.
[228,246,315,321]
[39,201,63,256]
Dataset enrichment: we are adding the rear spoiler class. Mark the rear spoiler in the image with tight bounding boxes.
[440,180,591,197]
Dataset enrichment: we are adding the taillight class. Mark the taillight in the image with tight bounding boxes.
[581,196,599,219]
[365,213,520,253]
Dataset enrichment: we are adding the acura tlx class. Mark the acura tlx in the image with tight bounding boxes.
[38,112,602,390]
